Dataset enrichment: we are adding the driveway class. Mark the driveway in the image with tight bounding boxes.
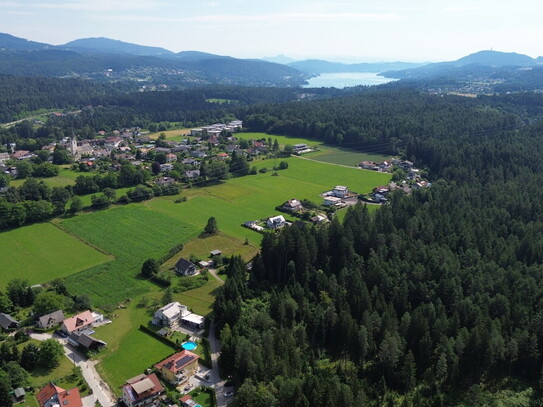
[30,332,117,407]
[208,323,232,407]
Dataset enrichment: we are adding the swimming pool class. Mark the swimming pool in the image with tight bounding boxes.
[182,341,197,351]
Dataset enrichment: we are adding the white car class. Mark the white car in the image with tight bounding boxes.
[224,391,234,398]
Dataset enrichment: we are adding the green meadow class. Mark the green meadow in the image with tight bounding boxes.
[237,132,389,165]
[60,205,200,306]
[147,155,390,245]
[10,167,82,188]
[0,222,110,288]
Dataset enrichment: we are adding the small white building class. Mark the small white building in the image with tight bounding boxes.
[332,186,349,198]
[324,196,342,206]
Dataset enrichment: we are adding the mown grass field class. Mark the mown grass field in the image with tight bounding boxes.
[60,205,200,306]
[147,128,191,141]
[0,222,110,288]
[147,155,390,245]
[10,167,82,188]
[237,132,389,165]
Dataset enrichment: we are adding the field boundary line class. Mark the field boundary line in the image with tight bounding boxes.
[49,219,115,259]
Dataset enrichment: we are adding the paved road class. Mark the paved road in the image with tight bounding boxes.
[30,333,117,407]
[209,322,232,407]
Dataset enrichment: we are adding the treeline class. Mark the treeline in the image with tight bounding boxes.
[213,117,543,405]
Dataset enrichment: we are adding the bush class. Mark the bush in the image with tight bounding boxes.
[259,167,268,173]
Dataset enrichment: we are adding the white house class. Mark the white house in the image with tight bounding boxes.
[266,215,287,229]
[324,196,342,206]
[332,186,349,198]
[152,302,205,330]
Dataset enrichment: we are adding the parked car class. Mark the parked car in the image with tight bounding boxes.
[224,391,234,398]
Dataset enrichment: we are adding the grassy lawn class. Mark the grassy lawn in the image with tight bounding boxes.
[11,167,84,188]
[162,233,258,271]
[0,222,110,288]
[237,132,389,166]
[60,205,200,306]
[147,155,390,245]
[147,128,191,141]
[190,387,214,407]
[29,355,75,387]
[180,277,222,316]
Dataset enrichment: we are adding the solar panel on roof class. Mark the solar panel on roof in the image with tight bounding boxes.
[175,355,194,368]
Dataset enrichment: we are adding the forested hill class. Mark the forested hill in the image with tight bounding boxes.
[214,111,543,405]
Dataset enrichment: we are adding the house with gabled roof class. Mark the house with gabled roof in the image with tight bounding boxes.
[121,373,164,407]
[36,382,82,407]
[0,313,19,330]
[266,215,287,229]
[174,258,198,276]
[61,310,94,335]
[37,310,64,329]
[154,350,199,386]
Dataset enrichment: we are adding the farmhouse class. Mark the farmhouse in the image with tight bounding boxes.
[154,350,200,386]
[281,199,303,212]
[121,373,164,407]
[11,150,33,160]
[266,215,287,229]
[61,310,94,335]
[174,258,198,276]
[37,382,83,407]
[37,310,64,329]
[0,313,19,330]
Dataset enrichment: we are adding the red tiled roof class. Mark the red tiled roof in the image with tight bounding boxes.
[62,310,93,333]
[37,383,82,407]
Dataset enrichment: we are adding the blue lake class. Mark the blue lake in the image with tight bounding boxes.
[303,72,397,88]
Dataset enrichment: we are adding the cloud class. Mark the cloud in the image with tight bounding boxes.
[95,11,401,24]
[30,0,162,12]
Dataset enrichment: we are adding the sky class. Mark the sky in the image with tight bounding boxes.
[1,0,542,62]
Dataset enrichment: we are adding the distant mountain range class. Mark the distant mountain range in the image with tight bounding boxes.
[381,50,543,80]
[0,33,307,87]
[1,33,542,90]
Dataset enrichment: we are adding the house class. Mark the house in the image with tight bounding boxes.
[323,196,342,206]
[36,382,82,407]
[174,258,198,276]
[166,153,177,163]
[61,310,94,335]
[0,152,10,164]
[332,186,349,198]
[0,313,19,330]
[154,350,200,386]
[67,331,107,350]
[121,373,164,407]
[155,177,176,187]
[181,158,198,166]
[216,152,229,160]
[399,160,414,170]
[293,143,310,154]
[185,170,200,180]
[360,161,376,170]
[152,302,188,327]
[11,150,33,160]
[180,394,199,407]
[37,310,65,329]
[281,199,303,212]
[210,249,222,257]
[266,215,287,229]
[310,214,328,224]
[198,260,213,268]
[160,164,174,172]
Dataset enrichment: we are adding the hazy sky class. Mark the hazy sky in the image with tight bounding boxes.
[1,0,541,62]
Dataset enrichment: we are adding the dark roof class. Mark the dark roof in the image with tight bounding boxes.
[38,310,64,328]
[0,313,18,329]
[174,258,197,274]
[68,332,106,349]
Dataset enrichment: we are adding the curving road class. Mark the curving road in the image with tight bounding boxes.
[30,333,117,407]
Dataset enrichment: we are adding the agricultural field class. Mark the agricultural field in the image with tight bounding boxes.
[60,205,200,306]
[147,155,390,245]
[237,132,389,166]
[0,222,110,288]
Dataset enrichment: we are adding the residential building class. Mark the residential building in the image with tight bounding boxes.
[266,215,287,229]
[0,313,19,330]
[174,258,198,276]
[37,382,82,407]
[154,350,200,386]
[323,196,342,206]
[61,310,94,335]
[121,373,164,407]
[185,170,200,180]
[67,330,107,350]
[332,186,349,198]
[152,302,188,327]
[37,310,65,329]
[281,199,303,212]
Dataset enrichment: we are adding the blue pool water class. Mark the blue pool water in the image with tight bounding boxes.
[182,341,197,351]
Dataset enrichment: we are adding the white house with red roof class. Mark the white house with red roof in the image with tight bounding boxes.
[36,382,82,407]
[61,310,94,335]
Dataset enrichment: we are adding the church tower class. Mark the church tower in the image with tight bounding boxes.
[70,135,78,157]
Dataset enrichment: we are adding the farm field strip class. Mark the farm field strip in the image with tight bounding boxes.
[0,222,110,288]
